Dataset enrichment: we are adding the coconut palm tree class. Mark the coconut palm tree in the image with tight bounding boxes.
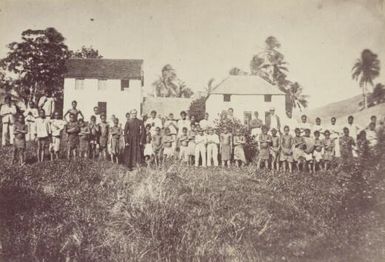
[352,49,380,109]
[285,82,308,113]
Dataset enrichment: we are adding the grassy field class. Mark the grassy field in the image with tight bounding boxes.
[0,143,385,261]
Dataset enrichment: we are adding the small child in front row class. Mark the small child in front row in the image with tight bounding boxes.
[78,118,90,158]
[13,114,28,165]
[98,114,109,160]
[162,127,175,165]
[178,127,190,164]
[144,124,153,166]
[303,129,315,172]
[233,129,246,167]
[258,125,271,169]
[206,128,219,167]
[292,128,305,171]
[152,127,163,167]
[312,131,323,172]
[110,118,122,164]
[280,125,294,173]
[322,130,334,170]
[270,128,281,171]
[220,127,232,168]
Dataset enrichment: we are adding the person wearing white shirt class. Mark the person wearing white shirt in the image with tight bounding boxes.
[164,113,178,135]
[313,117,324,137]
[250,111,264,137]
[38,90,55,119]
[298,114,312,136]
[326,117,341,157]
[267,107,281,134]
[177,111,191,136]
[194,128,207,167]
[206,128,219,166]
[34,109,51,162]
[145,110,163,135]
[366,122,378,148]
[199,113,213,131]
[23,101,39,141]
[1,96,17,146]
[49,111,66,159]
[343,115,361,142]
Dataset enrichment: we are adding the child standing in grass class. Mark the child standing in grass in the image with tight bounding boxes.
[220,127,232,168]
[322,130,334,170]
[13,114,28,165]
[49,112,66,160]
[98,114,109,160]
[303,129,315,172]
[78,118,90,159]
[339,127,356,163]
[152,127,163,168]
[110,118,122,164]
[144,125,153,166]
[270,128,280,171]
[194,128,207,167]
[292,128,305,171]
[233,129,246,167]
[313,130,323,172]
[206,127,219,167]
[258,125,271,170]
[178,127,189,164]
[162,127,175,164]
[34,109,51,162]
[280,126,294,173]
[65,113,80,160]
[89,116,99,160]
[188,124,197,166]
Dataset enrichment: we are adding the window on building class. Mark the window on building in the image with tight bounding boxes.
[121,79,129,90]
[264,94,272,102]
[98,102,107,116]
[75,79,84,90]
[98,79,107,91]
[223,94,231,102]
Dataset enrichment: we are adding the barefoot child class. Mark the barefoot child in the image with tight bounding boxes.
[110,118,122,163]
[178,127,189,164]
[233,129,246,167]
[144,125,153,166]
[292,128,305,171]
[322,130,334,170]
[78,118,90,158]
[162,127,175,165]
[220,127,232,168]
[313,130,323,172]
[89,116,99,159]
[152,127,162,168]
[34,109,51,162]
[49,112,66,160]
[65,113,80,160]
[206,127,219,167]
[188,124,197,166]
[303,129,315,172]
[258,125,271,170]
[98,114,109,160]
[194,128,207,167]
[270,128,280,171]
[280,126,294,173]
[13,114,28,165]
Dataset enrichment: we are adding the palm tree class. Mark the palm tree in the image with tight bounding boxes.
[352,49,380,109]
[285,82,308,113]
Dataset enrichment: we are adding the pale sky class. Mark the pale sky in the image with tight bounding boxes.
[0,0,384,108]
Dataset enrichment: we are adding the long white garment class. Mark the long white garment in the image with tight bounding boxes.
[327,123,341,157]
[194,134,207,167]
[206,134,219,166]
[1,104,17,145]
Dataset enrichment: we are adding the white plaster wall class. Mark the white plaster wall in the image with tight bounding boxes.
[206,94,286,123]
[64,78,143,123]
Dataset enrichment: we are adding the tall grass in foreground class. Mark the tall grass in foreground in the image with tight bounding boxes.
[0,143,384,261]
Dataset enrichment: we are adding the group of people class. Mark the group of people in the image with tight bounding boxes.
[1,95,383,172]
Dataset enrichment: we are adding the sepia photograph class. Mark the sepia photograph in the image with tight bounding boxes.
[0,0,384,261]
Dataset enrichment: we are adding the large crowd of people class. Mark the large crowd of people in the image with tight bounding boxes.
[1,94,384,172]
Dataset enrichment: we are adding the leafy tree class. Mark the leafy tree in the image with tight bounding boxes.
[70,46,102,59]
[0,27,70,102]
[352,49,381,109]
[152,64,194,98]
[189,97,206,121]
[370,83,385,105]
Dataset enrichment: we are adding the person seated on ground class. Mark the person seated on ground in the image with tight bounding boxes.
[220,127,233,168]
[339,127,356,164]
[162,127,175,165]
[144,124,153,167]
[98,114,109,160]
[313,130,323,172]
[178,127,189,164]
[280,125,294,173]
[34,109,51,162]
[270,128,281,171]
[78,118,91,159]
[13,114,28,165]
[292,128,305,171]
[110,118,122,164]
[64,100,84,122]
[322,130,334,171]
[257,125,271,170]
[303,128,315,172]
[49,111,66,160]
[152,127,163,168]
[206,127,219,167]
[65,113,80,160]
[233,128,247,168]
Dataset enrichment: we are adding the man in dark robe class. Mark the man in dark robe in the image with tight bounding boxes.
[124,109,145,170]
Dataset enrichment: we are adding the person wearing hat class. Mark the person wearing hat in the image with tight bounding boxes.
[266,107,281,134]
[123,109,146,170]
[1,95,17,146]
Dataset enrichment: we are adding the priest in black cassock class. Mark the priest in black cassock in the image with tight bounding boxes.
[123,109,146,170]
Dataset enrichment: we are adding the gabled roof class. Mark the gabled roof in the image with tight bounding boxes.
[211,75,285,95]
[142,97,193,117]
[65,58,143,80]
